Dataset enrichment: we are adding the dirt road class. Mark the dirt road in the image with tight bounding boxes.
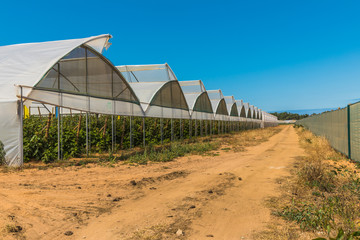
[0,125,304,239]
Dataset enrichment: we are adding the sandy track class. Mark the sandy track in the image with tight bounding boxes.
[0,125,304,239]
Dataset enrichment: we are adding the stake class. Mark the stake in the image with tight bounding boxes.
[130,116,133,148]
[195,120,197,137]
[143,117,146,148]
[160,117,163,144]
[180,119,183,140]
[112,115,114,152]
[60,106,63,160]
[19,86,24,165]
[86,112,88,157]
[189,119,192,139]
[171,118,174,141]
[218,120,220,134]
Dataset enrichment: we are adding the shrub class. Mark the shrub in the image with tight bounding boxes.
[0,140,5,164]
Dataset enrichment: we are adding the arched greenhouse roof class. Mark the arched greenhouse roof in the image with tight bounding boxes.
[243,103,251,118]
[236,100,246,118]
[117,63,177,83]
[207,90,229,120]
[249,105,255,119]
[0,34,111,99]
[0,35,146,166]
[254,107,258,119]
[117,64,190,119]
[224,96,239,121]
[179,80,214,120]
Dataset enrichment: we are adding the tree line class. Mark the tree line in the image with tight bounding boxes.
[271,112,309,120]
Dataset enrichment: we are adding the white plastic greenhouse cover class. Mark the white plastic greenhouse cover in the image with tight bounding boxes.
[117,64,190,119]
[243,102,251,118]
[254,107,259,119]
[207,90,229,120]
[0,35,143,166]
[117,64,177,83]
[224,96,239,121]
[179,80,214,120]
[236,100,247,122]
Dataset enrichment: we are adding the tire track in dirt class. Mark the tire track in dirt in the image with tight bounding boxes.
[0,126,302,240]
[72,126,304,240]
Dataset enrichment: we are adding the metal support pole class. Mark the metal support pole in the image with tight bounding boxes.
[189,119,192,139]
[89,113,91,154]
[114,115,117,152]
[19,86,24,165]
[60,106,63,160]
[347,104,352,159]
[143,117,146,148]
[171,118,174,141]
[130,116,133,148]
[160,118,163,144]
[195,120,197,137]
[180,119,183,140]
[205,120,208,136]
[200,120,203,137]
[112,115,114,152]
[218,120,220,134]
[86,112,88,157]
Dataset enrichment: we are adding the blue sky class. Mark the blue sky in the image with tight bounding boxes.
[1,0,360,113]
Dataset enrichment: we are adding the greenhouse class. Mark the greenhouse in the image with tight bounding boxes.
[117,64,190,119]
[249,105,255,119]
[0,34,147,166]
[224,96,239,121]
[207,90,229,120]
[179,80,214,120]
[237,100,246,118]
[0,35,278,167]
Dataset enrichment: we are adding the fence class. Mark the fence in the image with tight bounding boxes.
[296,102,360,161]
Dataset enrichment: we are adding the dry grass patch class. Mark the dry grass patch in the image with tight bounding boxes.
[225,126,282,152]
[266,126,360,239]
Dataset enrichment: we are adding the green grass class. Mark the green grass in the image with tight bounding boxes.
[126,140,220,165]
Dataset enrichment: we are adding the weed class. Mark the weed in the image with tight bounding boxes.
[269,127,360,238]
[4,224,22,233]
[0,140,5,164]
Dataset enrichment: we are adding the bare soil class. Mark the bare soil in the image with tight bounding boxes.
[0,125,304,239]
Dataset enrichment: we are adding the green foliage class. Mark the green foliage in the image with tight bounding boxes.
[313,227,360,240]
[271,111,309,120]
[0,140,5,164]
[127,141,220,165]
[23,113,244,163]
[278,199,335,231]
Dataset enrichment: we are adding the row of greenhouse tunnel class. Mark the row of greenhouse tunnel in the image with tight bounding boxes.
[0,34,278,166]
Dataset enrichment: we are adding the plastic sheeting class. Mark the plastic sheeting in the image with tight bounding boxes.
[179,80,214,120]
[0,36,278,166]
[224,96,239,121]
[0,34,141,166]
[0,100,21,166]
[207,90,229,120]
[118,64,190,119]
[0,35,112,100]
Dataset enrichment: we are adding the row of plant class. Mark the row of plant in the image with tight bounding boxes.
[23,114,261,163]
